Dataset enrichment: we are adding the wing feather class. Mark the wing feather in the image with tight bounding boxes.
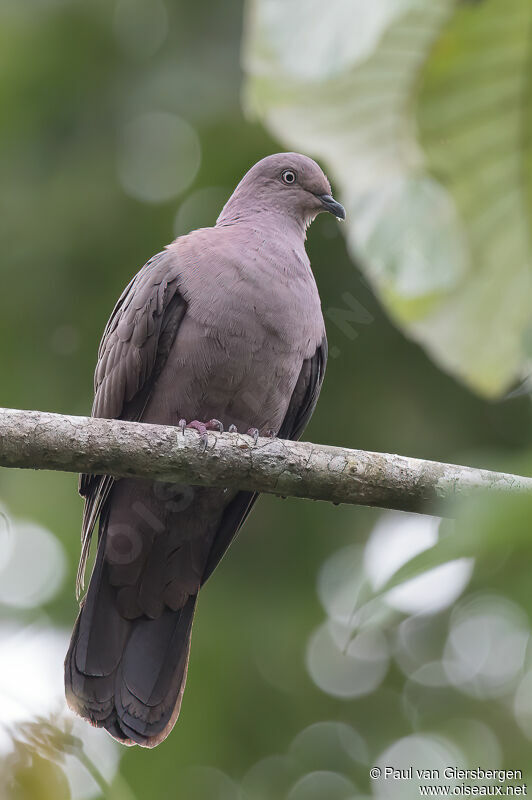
[279,336,328,442]
[77,251,187,596]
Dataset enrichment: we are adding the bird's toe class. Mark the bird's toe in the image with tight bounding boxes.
[205,419,224,432]
[246,427,260,445]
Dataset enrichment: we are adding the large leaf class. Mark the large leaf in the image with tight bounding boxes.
[243,0,532,397]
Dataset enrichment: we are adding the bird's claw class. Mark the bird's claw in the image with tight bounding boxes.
[178,418,223,451]
[180,420,210,452]
[181,419,262,448]
[246,427,260,445]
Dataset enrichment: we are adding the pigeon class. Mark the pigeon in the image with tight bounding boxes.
[65,152,345,747]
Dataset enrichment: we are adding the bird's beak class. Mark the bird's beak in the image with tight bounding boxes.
[318,193,346,220]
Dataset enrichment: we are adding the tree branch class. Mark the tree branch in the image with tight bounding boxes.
[0,407,530,514]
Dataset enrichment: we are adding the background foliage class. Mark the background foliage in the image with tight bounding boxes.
[245,0,532,398]
[1,1,532,798]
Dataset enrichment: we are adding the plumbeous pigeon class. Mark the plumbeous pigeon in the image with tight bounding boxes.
[65,153,345,747]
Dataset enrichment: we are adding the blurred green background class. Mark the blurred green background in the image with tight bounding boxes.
[2,0,532,798]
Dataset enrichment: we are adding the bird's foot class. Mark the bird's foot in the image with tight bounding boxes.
[178,418,224,452]
[205,419,224,433]
[225,425,275,444]
[224,426,276,444]
[246,427,260,445]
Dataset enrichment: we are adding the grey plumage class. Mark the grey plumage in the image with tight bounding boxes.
[65,152,344,747]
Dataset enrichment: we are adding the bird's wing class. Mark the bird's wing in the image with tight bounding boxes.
[202,335,328,584]
[77,251,187,596]
[278,335,328,442]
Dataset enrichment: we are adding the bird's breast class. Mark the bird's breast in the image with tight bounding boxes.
[153,229,325,432]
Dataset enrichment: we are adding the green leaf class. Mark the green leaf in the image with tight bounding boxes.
[243,0,532,397]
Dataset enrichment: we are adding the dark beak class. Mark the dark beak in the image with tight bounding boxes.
[318,193,346,220]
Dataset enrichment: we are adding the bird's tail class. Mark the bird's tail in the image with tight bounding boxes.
[64,534,197,747]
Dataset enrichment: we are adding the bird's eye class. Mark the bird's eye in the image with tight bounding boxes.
[281,169,297,185]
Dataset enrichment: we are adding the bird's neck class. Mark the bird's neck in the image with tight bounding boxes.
[216,203,309,241]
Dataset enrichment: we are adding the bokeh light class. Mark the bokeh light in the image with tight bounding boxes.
[0,623,120,799]
[317,543,365,627]
[443,594,529,698]
[117,112,201,203]
[0,505,66,609]
[364,512,473,615]
[373,734,466,799]
[286,770,355,800]
[513,670,532,740]
[395,614,449,688]
[240,754,299,800]
[289,721,368,772]
[181,766,238,800]
[306,620,389,698]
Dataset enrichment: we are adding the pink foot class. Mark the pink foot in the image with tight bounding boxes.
[178,418,223,452]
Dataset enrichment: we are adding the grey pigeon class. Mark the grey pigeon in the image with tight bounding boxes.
[65,153,345,747]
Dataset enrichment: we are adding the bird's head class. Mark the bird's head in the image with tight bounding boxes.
[217,153,345,231]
